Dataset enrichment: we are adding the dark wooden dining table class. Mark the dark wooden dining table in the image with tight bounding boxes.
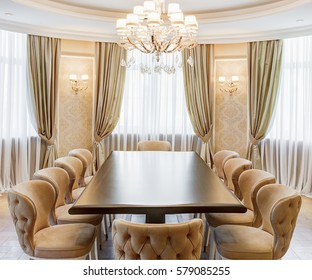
[69,151,246,223]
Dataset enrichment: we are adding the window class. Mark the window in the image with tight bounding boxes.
[267,36,312,142]
[0,30,39,191]
[262,35,312,194]
[112,49,196,151]
[0,30,37,137]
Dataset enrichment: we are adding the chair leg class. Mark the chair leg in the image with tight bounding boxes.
[208,227,216,260]
[97,224,102,251]
[109,214,116,226]
[203,221,211,253]
[102,215,108,240]
[109,214,113,227]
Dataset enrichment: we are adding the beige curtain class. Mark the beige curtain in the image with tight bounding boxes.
[247,40,283,168]
[27,35,60,168]
[182,45,214,166]
[93,42,127,171]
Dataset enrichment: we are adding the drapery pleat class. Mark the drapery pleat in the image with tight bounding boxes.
[261,36,312,195]
[182,45,214,166]
[247,40,283,169]
[27,35,60,168]
[93,42,126,171]
[0,30,42,191]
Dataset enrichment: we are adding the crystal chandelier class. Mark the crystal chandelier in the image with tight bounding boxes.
[116,0,198,63]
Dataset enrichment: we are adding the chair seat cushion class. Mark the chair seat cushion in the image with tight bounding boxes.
[72,187,85,201]
[56,205,102,225]
[205,209,253,228]
[34,223,96,259]
[214,225,274,260]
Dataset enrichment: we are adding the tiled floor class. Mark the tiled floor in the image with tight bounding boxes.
[0,192,312,260]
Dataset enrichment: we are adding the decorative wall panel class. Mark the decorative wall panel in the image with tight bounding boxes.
[58,56,93,157]
[214,59,248,157]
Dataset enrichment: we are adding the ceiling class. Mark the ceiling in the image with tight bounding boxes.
[1,0,312,43]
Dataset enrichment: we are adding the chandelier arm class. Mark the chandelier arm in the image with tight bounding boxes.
[139,37,155,53]
[163,36,183,53]
[151,35,162,53]
[127,37,150,54]
[189,42,198,49]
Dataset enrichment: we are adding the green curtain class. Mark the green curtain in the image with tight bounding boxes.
[182,45,214,166]
[27,35,60,168]
[92,42,127,171]
[247,40,283,168]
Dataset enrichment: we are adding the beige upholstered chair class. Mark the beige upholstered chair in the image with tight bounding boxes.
[54,157,110,239]
[54,156,84,203]
[7,180,97,260]
[33,167,103,249]
[223,158,253,198]
[68,148,93,187]
[213,184,302,260]
[213,150,240,180]
[204,169,276,259]
[112,218,204,260]
[68,149,114,231]
[137,140,171,151]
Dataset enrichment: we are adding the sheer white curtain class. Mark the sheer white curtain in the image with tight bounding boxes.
[103,49,201,154]
[261,35,312,195]
[0,30,41,192]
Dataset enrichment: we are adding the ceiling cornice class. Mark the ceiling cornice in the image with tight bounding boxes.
[2,18,312,44]
[12,0,312,23]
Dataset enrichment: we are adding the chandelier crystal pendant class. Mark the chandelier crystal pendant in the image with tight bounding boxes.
[116,0,198,64]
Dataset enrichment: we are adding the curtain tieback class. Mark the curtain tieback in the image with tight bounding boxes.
[249,133,260,145]
[45,137,56,146]
[92,140,100,151]
[201,125,213,143]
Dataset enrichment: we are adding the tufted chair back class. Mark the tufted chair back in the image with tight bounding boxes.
[7,180,56,257]
[238,169,276,227]
[112,219,204,260]
[213,150,240,180]
[68,148,92,187]
[223,158,252,198]
[33,167,70,223]
[54,156,83,203]
[138,140,171,151]
[257,184,302,259]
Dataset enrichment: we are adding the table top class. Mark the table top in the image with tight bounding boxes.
[69,151,246,221]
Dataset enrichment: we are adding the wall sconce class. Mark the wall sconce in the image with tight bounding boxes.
[69,74,89,94]
[218,75,239,96]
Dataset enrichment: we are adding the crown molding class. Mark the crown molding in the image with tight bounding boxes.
[12,0,312,23]
[0,19,116,42]
[1,18,312,44]
[197,25,312,44]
